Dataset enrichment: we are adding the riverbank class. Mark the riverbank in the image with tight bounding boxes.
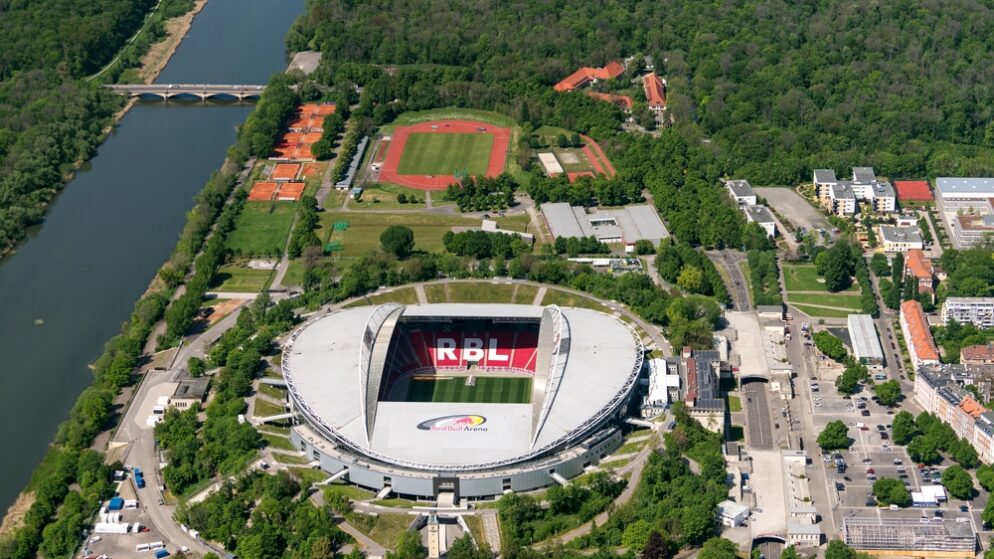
[138,0,209,83]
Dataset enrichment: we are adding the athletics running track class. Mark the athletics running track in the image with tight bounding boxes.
[379,119,511,191]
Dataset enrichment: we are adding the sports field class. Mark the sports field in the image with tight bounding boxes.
[406,376,532,404]
[397,132,494,176]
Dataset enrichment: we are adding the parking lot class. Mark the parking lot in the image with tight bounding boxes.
[754,187,833,237]
[792,336,987,539]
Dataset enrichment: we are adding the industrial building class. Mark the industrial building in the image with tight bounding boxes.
[941,297,994,329]
[541,203,669,247]
[841,517,976,559]
[847,314,884,371]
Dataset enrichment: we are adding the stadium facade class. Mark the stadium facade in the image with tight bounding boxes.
[282,303,644,500]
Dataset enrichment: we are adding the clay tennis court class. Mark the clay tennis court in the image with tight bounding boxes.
[248,181,277,201]
[272,163,301,181]
[302,162,326,178]
[276,182,305,201]
[378,119,511,190]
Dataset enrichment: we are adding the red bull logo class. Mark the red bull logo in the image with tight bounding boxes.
[417,415,488,432]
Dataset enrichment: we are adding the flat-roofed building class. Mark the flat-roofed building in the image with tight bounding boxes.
[829,182,857,215]
[542,202,670,246]
[941,297,994,328]
[726,179,757,205]
[900,300,940,369]
[813,169,838,200]
[879,225,923,253]
[848,314,884,371]
[950,213,994,248]
[171,377,210,410]
[936,177,994,209]
[743,205,776,238]
[841,517,976,559]
[816,167,896,215]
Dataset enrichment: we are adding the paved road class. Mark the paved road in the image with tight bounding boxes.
[742,380,774,450]
[709,250,751,311]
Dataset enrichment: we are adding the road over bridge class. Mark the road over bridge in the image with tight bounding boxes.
[105,83,265,101]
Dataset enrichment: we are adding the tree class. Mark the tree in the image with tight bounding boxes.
[380,225,415,258]
[907,435,941,464]
[813,331,847,362]
[818,421,850,450]
[570,133,582,147]
[983,499,994,528]
[942,465,976,500]
[950,438,979,469]
[556,133,569,148]
[622,519,654,552]
[697,538,739,559]
[892,411,919,445]
[872,477,911,507]
[870,253,890,276]
[873,380,902,407]
[643,531,673,559]
[835,367,860,394]
[676,265,705,292]
[389,530,427,559]
[780,546,799,559]
[978,465,994,492]
[825,540,859,559]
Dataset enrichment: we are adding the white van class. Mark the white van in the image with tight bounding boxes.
[136,543,151,552]
[149,541,165,550]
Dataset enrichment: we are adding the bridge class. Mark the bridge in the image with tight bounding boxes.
[105,83,265,101]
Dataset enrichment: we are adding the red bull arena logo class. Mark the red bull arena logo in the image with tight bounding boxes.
[417,415,488,432]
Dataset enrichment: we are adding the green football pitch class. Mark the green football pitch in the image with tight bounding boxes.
[406,376,532,404]
[396,132,494,176]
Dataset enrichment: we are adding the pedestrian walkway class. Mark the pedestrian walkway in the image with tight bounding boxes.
[481,512,502,553]
[532,286,547,305]
[415,284,428,304]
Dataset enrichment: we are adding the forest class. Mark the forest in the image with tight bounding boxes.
[0,0,193,258]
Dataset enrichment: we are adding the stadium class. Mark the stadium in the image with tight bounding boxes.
[282,303,644,501]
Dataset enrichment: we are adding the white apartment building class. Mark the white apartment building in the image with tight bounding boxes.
[941,297,994,328]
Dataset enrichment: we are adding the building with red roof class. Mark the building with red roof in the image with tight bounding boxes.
[894,180,933,202]
[585,91,633,111]
[900,300,940,369]
[961,343,994,365]
[554,61,626,92]
[904,249,935,294]
[643,73,667,112]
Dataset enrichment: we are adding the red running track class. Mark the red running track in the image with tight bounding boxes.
[379,119,511,191]
[580,134,617,177]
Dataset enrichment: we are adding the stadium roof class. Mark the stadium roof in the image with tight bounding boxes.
[283,304,642,471]
[894,180,933,201]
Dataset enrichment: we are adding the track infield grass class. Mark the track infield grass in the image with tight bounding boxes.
[396,132,494,176]
[407,376,532,404]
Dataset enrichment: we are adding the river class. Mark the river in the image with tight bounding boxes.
[0,0,304,514]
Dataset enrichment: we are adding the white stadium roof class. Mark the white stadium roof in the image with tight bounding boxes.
[283,303,642,471]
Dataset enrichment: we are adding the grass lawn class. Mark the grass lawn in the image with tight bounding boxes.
[261,433,295,451]
[211,266,271,292]
[599,456,634,469]
[365,513,415,550]
[225,201,296,256]
[463,514,486,545]
[617,439,648,455]
[397,132,493,176]
[282,260,306,287]
[512,284,539,304]
[541,289,606,311]
[349,183,434,210]
[787,292,863,309]
[324,483,375,502]
[407,376,532,404]
[424,283,448,303]
[256,424,290,436]
[369,287,420,305]
[258,383,287,401]
[274,453,309,465]
[791,303,854,318]
[322,211,483,257]
[288,467,328,486]
[372,498,419,509]
[782,263,859,293]
[390,108,518,128]
[445,282,515,303]
[253,398,285,418]
[728,395,742,412]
